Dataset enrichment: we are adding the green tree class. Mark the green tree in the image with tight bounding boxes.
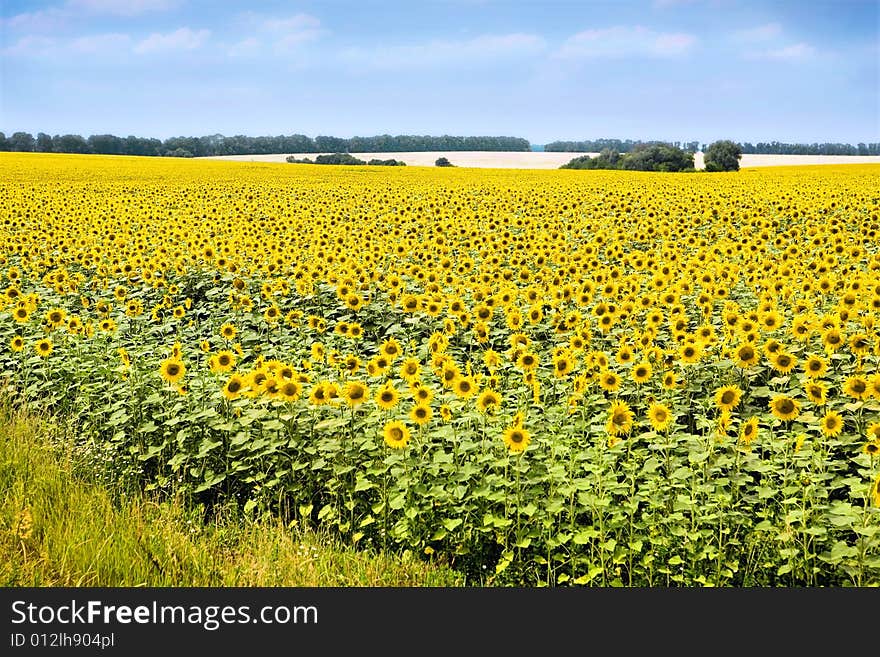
[8,132,36,152]
[35,133,53,152]
[435,157,453,167]
[704,140,742,171]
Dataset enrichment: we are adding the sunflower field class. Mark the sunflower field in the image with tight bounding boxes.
[2,152,879,586]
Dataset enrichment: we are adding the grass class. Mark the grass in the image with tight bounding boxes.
[0,400,465,587]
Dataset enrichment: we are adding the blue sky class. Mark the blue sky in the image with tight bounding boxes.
[1,0,877,144]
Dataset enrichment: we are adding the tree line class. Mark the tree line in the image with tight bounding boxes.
[286,153,406,165]
[546,138,880,156]
[560,143,696,172]
[560,140,748,173]
[547,139,702,153]
[0,131,531,157]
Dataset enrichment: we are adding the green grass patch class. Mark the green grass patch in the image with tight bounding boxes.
[0,400,464,587]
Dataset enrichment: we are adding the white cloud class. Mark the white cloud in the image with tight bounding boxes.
[733,23,782,41]
[134,27,210,54]
[233,12,326,54]
[748,42,816,60]
[555,26,697,59]
[1,35,58,57]
[67,0,177,15]
[338,33,546,70]
[652,0,699,7]
[261,14,321,34]
[2,0,175,31]
[228,37,261,58]
[70,32,132,53]
[0,7,69,32]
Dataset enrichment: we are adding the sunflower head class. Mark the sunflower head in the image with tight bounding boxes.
[383,420,411,449]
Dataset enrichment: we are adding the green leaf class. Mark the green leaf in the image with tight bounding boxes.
[573,528,599,545]
[442,517,463,532]
[573,566,604,585]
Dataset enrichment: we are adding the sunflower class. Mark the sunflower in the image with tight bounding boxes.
[867,422,880,442]
[822,328,844,352]
[679,342,702,364]
[502,425,531,453]
[342,380,369,407]
[380,337,402,361]
[262,377,282,400]
[662,370,679,389]
[278,380,302,403]
[452,376,477,399]
[517,351,539,372]
[606,400,634,436]
[805,381,827,405]
[733,343,759,368]
[770,351,797,375]
[740,416,759,446]
[760,309,782,331]
[345,294,363,311]
[819,410,844,438]
[632,361,652,384]
[849,333,872,356]
[309,382,332,406]
[842,376,870,401]
[438,362,460,388]
[45,307,66,328]
[714,385,742,411]
[67,316,83,335]
[263,305,281,323]
[716,409,733,437]
[341,354,360,375]
[616,344,635,365]
[10,335,24,352]
[222,373,246,400]
[399,357,421,382]
[598,370,621,393]
[864,442,880,458]
[242,369,265,396]
[375,383,400,410]
[211,350,237,373]
[219,323,237,339]
[869,374,880,400]
[407,382,432,404]
[12,305,29,323]
[159,358,185,384]
[791,315,812,341]
[480,349,500,371]
[803,354,827,379]
[769,395,800,422]
[553,353,575,378]
[410,403,432,425]
[647,401,673,432]
[476,388,502,414]
[383,420,411,449]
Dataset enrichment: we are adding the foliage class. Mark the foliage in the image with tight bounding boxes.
[435,157,454,167]
[548,139,702,154]
[704,140,743,172]
[286,154,406,166]
[561,144,694,172]
[0,400,463,586]
[367,159,406,166]
[1,152,879,586]
[0,132,531,156]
